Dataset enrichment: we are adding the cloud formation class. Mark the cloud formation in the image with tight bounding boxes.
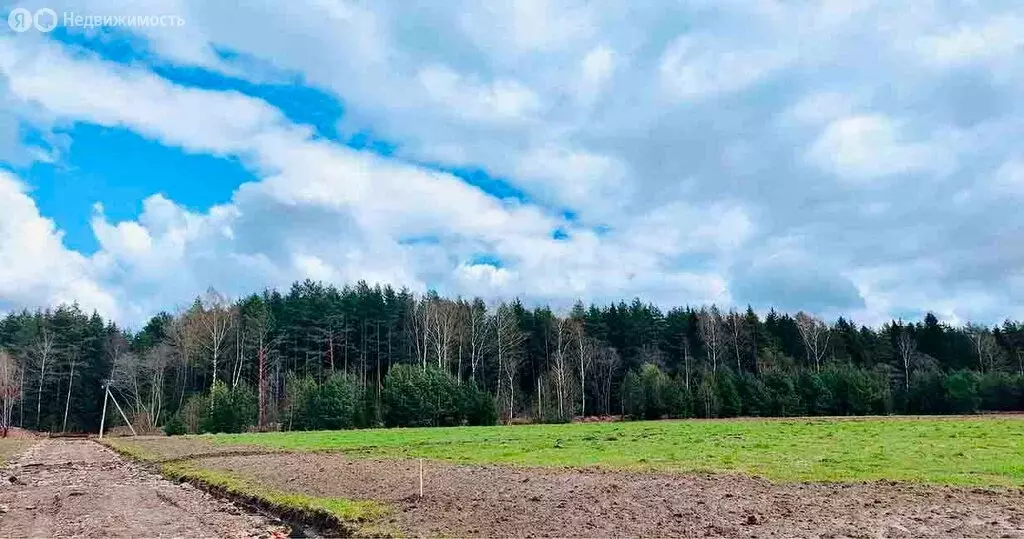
[1,1,1023,327]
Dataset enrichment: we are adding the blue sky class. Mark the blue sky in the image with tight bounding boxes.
[1,1,1023,327]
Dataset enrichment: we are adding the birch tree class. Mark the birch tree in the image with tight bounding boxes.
[467,298,489,383]
[795,312,831,372]
[550,317,574,420]
[592,345,619,415]
[0,350,20,438]
[724,309,750,373]
[427,297,458,371]
[198,288,235,396]
[166,309,200,408]
[897,328,917,389]
[241,299,276,429]
[109,342,170,430]
[29,319,56,428]
[411,298,432,369]
[494,302,525,423]
[966,324,999,373]
[698,306,723,374]
[573,320,595,417]
[680,335,692,389]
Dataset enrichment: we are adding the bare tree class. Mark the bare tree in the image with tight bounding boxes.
[897,327,917,389]
[427,297,459,372]
[0,349,21,437]
[966,324,1000,373]
[680,335,692,389]
[592,345,619,416]
[494,302,526,423]
[241,302,276,430]
[467,298,489,383]
[411,297,432,369]
[724,309,750,373]
[550,317,575,421]
[198,288,235,399]
[573,320,595,417]
[166,308,200,408]
[795,312,831,372]
[110,342,171,431]
[698,306,723,373]
[29,319,55,428]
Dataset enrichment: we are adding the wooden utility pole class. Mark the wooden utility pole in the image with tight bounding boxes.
[98,381,136,439]
[98,381,110,439]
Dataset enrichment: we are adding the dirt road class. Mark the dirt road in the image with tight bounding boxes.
[0,439,285,538]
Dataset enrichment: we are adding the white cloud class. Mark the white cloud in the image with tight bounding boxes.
[514,145,630,215]
[416,64,542,125]
[576,44,616,109]
[458,0,597,55]
[0,34,745,323]
[658,33,790,100]
[993,158,1024,196]
[806,114,955,182]
[0,170,116,318]
[2,1,1024,325]
[916,15,1024,68]
[783,91,862,126]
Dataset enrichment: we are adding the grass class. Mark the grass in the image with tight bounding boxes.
[197,416,1024,488]
[102,438,393,536]
[160,463,390,524]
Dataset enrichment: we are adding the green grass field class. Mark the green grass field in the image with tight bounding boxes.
[202,416,1024,487]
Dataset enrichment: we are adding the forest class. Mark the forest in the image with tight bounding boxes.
[1,279,1023,435]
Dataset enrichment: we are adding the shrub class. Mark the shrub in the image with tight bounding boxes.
[978,372,1021,411]
[944,370,980,414]
[716,370,741,418]
[177,392,208,434]
[460,382,498,426]
[622,363,672,420]
[665,378,692,418]
[162,413,186,436]
[908,370,947,414]
[382,364,495,427]
[738,372,769,416]
[312,373,364,430]
[695,374,720,418]
[797,371,834,416]
[200,381,257,434]
[284,373,319,431]
[842,368,888,415]
[761,370,800,416]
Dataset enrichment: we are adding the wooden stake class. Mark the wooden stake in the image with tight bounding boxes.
[418,458,423,498]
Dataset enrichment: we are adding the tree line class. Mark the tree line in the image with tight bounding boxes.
[1,279,1022,435]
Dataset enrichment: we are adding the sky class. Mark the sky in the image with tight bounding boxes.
[0,1,1022,328]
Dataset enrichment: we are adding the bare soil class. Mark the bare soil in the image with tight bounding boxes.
[188,451,1024,538]
[0,439,287,538]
